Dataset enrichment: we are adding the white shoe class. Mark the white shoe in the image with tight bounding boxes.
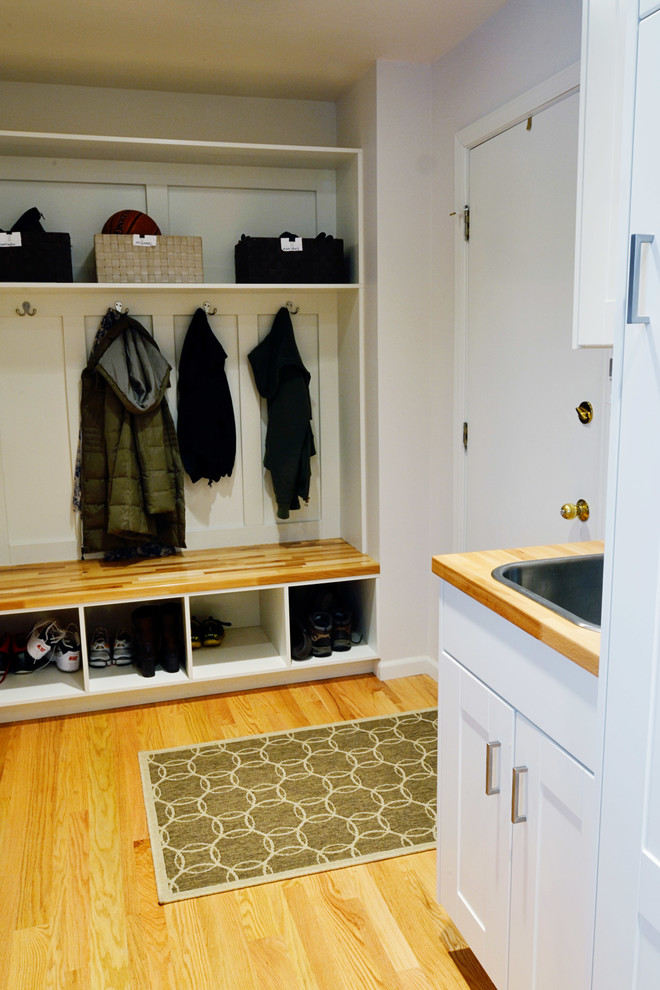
[89,627,111,667]
[112,628,134,666]
[53,625,81,672]
[27,618,65,661]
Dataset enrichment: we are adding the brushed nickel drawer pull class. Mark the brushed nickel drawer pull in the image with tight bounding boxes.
[485,741,501,795]
[511,766,528,824]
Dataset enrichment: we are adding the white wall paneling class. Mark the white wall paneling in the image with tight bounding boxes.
[0,154,345,283]
[0,316,78,563]
[0,288,357,562]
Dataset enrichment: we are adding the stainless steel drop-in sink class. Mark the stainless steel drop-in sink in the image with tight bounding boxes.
[491,554,603,631]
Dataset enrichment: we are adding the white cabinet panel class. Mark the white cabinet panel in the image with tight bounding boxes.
[167,184,319,284]
[0,316,77,562]
[573,0,638,346]
[509,715,595,990]
[439,653,514,990]
[594,8,660,988]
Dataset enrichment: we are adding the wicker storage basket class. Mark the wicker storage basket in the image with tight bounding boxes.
[0,232,73,282]
[94,234,203,283]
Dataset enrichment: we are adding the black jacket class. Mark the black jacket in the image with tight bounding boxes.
[177,308,236,484]
[248,307,316,519]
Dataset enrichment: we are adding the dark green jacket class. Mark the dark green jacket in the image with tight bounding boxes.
[80,315,186,554]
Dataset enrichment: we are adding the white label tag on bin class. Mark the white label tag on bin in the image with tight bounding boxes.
[0,232,21,247]
[133,234,157,247]
[280,236,303,252]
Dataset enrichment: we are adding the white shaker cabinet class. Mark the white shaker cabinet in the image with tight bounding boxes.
[438,585,598,990]
[438,655,514,990]
[572,0,638,347]
[508,715,595,990]
[592,6,660,987]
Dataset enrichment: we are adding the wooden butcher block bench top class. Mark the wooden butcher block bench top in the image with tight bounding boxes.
[0,539,380,613]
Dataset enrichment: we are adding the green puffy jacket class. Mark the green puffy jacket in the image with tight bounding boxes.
[80,314,186,554]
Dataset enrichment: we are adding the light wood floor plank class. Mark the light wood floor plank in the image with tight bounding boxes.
[0,673,497,990]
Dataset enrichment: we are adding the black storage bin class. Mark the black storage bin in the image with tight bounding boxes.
[0,232,73,282]
[235,232,346,283]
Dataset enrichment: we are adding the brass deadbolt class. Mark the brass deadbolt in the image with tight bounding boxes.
[561,499,590,522]
[576,401,593,424]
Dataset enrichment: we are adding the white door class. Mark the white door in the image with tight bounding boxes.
[464,92,610,551]
[438,654,514,990]
[593,9,660,988]
[508,715,595,990]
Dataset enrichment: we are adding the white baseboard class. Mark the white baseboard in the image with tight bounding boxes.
[376,655,438,682]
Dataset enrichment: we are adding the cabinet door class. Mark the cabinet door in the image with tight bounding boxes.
[573,0,638,346]
[508,715,595,990]
[593,8,660,988]
[438,654,514,990]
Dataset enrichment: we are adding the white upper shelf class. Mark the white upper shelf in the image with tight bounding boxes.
[0,130,361,171]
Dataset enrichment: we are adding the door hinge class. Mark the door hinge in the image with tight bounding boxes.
[464,206,470,241]
[463,421,469,451]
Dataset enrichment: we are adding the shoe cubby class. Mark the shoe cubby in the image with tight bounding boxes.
[82,597,189,693]
[287,577,378,665]
[0,606,85,703]
[188,587,288,680]
[0,541,379,722]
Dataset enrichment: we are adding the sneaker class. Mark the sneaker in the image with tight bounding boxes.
[308,610,332,657]
[112,628,134,666]
[331,609,352,652]
[53,625,81,672]
[27,618,65,661]
[0,632,11,683]
[190,616,202,649]
[89,626,111,667]
[201,616,231,648]
[12,632,50,674]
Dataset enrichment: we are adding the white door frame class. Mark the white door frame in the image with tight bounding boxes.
[452,63,581,550]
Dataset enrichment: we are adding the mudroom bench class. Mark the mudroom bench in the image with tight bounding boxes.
[0,538,379,723]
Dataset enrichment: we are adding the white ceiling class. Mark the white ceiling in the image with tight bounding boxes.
[4,0,509,102]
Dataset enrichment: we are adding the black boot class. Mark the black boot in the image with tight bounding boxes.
[161,603,183,673]
[132,605,160,677]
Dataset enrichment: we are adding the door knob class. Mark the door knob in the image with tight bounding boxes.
[575,401,593,424]
[560,499,590,522]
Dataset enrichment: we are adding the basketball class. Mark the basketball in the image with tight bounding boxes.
[102,210,161,236]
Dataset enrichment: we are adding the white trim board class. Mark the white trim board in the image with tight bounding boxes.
[377,656,438,682]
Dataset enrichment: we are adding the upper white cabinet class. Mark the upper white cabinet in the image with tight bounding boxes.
[572,0,639,347]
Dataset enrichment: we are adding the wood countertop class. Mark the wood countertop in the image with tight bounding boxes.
[432,541,602,677]
[0,539,379,613]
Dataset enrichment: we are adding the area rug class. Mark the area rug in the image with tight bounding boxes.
[139,707,437,903]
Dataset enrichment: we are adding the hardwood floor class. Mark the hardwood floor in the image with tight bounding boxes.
[0,673,496,990]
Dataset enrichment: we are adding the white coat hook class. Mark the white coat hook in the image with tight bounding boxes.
[114,300,129,314]
[286,300,299,315]
[16,300,36,316]
[203,301,218,315]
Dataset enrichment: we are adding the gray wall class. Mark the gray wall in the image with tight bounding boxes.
[0,81,337,147]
